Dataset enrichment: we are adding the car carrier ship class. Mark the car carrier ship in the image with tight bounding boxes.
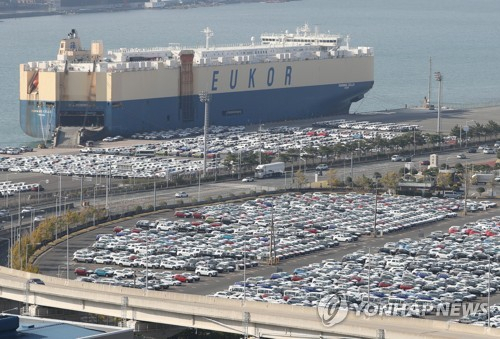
[19,25,374,141]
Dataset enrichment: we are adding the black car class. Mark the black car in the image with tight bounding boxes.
[28,278,45,285]
[467,147,477,153]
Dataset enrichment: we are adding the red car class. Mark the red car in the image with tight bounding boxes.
[174,211,192,218]
[172,274,187,283]
[74,267,92,276]
[399,283,414,291]
[290,275,304,282]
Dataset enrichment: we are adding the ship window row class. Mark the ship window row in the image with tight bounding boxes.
[261,38,336,44]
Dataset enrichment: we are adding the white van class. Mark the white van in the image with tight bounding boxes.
[228,285,246,293]
[283,289,304,298]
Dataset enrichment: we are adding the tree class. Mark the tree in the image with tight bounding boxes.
[326,168,341,188]
[450,124,462,139]
[303,145,319,165]
[476,186,485,197]
[241,151,259,169]
[222,152,238,173]
[436,172,453,193]
[379,172,399,195]
[318,145,334,164]
[294,170,308,188]
[486,120,500,138]
[354,175,372,191]
[486,177,497,197]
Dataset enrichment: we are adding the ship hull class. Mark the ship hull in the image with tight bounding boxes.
[20,81,373,138]
[20,29,374,139]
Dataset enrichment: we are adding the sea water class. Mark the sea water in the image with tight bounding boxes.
[1,0,499,146]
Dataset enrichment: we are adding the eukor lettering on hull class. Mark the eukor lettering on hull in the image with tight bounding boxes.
[19,25,374,139]
[211,66,293,91]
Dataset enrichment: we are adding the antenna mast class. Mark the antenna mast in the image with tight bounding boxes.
[428,57,432,108]
[202,27,214,49]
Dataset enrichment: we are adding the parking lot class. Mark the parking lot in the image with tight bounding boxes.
[34,190,500,324]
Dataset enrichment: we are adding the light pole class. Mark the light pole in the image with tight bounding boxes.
[464,162,468,215]
[58,174,62,217]
[145,237,149,292]
[105,163,110,213]
[37,179,49,204]
[445,156,452,170]
[153,176,157,211]
[198,170,201,202]
[0,237,11,268]
[373,176,379,238]
[72,176,84,205]
[412,126,417,155]
[238,151,241,180]
[66,217,69,279]
[464,120,475,148]
[258,124,263,165]
[367,247,372,304]
[25,243,32,269]
[243,239,247,305]
[199,91,211,177]
[434,71,443,150]
[488,256,491,328]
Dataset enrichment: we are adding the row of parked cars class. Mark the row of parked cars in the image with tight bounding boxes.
[0,180,43,197]
[210,214,500,326]
[312,119,420,132]
[68,192,484,290]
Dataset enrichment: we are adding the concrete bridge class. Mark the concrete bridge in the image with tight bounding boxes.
[0,267,498,339]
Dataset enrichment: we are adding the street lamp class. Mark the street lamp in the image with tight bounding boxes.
[367,247,372,304]
[445,156,452,170]
[463,120,475,148]
[199,91,211,177]
[373,176,379,238]
[37,179,49,204]
[488,256,491,328]
[145,236,150,292]
[66,218,69,279]
[0,237,11,268]
[464,162,469,216]
[153,176,157,211]
[25,243,40,270]
[198,170,201,202]
[25,243,32,269]
[258,124,264,165]
[434,72,443,149]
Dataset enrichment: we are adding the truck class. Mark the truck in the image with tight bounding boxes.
[254,162,285,179]
[472,173,494,184]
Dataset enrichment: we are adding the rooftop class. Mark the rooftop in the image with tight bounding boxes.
[0,314,133,339]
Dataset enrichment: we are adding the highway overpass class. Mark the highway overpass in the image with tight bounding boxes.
[0,267,498,339]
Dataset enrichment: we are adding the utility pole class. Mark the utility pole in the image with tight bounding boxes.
[199,91,211,177]
[434,71,443,150]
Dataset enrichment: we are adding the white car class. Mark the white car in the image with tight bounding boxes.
[175,191,188,198]
[195,267,218,277]
[241,177,255,182]
[332,234,354,242]
[483,148,495,154]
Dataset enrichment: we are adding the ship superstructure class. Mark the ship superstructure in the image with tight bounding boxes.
[19,25,374,140]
